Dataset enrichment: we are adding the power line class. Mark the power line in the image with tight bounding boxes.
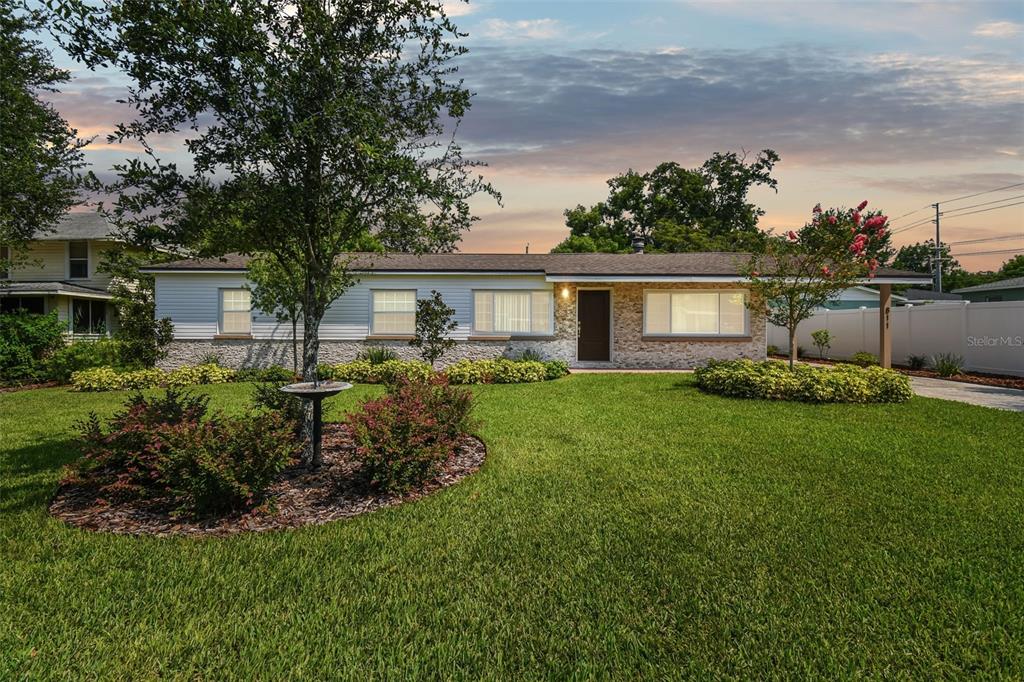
[940,194,1024,215]
[947,234,1024,246]
[940,200,1024,221]
[950,247,1023,257]
[936,181,1024,205]
[887,205,930,225]
[890,216,936,235]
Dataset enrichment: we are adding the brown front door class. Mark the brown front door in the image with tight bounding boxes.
[577,290,610,361]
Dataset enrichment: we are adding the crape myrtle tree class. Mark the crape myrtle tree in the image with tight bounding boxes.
[1,0,87,271]
[744,201,892,369]
[52,0,497,466]
[551,150,779,254]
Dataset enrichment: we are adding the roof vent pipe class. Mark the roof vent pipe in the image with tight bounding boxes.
[631,236,645,254]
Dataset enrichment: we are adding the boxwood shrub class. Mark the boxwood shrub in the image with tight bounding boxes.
[693,359,913,404]
[444,358,548,384]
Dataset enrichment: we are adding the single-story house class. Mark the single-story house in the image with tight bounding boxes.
[898,288,964,305]
[142,252,930,370]
[952,277,1024,303]
[821,286,908,310]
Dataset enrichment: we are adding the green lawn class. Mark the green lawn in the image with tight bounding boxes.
[2,375,1022,679]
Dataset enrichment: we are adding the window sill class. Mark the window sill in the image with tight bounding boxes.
[214,334,253,340]
[642,335,752,343]
[468,335,556,342]
[365,334,414,341]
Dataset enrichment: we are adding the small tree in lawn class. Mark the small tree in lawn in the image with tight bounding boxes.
[410,290,457,367]
[745,201,890,369]
[246,254,302,375]
[811,329,832,360]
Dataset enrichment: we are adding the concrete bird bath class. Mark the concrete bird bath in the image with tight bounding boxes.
[280,379,352,467]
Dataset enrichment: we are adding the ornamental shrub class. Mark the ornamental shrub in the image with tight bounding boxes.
[71,388,297,515]
[933,352,964,378]
[357,345,398,365]
[165,363,236,387]
[444,358,548,384]
[71,366,166,391]
[0,311,66,383]
[693,359,912,404]
[906,354,928,370]
[159,410,296,515]
[543,359,570,380]
[348,376,475,494]
[45,339,124,383]
[73,389,211,501]
[251,380,305,434]
[850,351,879,367]
[326,358,432,384]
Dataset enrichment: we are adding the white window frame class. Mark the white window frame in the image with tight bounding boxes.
[472,289,554,336]
[67,240,89,280]
[370,289,417,336]
[642,289,750,337]
[218,288,252,336]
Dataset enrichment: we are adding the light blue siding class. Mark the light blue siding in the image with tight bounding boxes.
[154,272,552,340]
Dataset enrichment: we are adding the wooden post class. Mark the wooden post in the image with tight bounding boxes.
[879,283,892,368]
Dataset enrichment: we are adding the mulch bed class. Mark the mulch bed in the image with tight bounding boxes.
[49,423,486,538]
[768,354,1024,390]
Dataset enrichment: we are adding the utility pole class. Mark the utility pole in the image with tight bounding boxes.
[932,202,942,293]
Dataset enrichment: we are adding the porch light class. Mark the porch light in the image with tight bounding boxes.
[561,286,570,299]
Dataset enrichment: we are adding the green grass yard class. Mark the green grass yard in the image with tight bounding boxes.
[2,374,1022,679]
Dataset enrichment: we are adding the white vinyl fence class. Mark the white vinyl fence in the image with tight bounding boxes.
[768,301,1024,376]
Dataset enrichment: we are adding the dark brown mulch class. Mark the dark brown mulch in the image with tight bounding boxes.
[768,353,1024,390]
[49,424,486,538]
[0,380,60,393]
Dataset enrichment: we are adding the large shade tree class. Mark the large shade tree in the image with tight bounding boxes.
[1,0,87,269]
[551,150,779,254]
[53,0,496,466]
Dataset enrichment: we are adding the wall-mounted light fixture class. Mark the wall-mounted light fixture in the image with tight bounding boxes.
[561,286,570,299]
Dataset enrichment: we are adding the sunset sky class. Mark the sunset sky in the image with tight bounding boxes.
[45,0,1024,270]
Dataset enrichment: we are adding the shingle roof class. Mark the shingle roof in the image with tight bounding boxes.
[0,281,113,298]
[902,287,963,301]
[952,276,1024,294]
[34,213,117,241]
[142,252,931,280]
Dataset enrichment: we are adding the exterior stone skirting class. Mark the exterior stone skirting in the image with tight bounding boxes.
[160,281,765,370]
[158,337,568,370]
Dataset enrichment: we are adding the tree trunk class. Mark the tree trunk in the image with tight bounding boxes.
[788,327,798,370]
[291,318,298,375]
[301,306,321,467]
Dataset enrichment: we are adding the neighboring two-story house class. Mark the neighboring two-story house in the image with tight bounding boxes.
[0,213,120,337]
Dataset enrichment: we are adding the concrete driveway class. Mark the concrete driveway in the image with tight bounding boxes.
[911,376,1024,412]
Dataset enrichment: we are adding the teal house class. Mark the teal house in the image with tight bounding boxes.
[952,277,1024,303]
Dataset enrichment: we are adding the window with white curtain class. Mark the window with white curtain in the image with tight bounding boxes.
[220,288,251,335]
[371,290,416,335]
[473,290,552,335]
[644,290,748,336]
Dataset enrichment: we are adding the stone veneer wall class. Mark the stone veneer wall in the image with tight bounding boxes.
[159,281,764,370]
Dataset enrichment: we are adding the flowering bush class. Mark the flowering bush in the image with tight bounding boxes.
[69,388,297,514]
[694,359,912,404]
[347,376,475,493]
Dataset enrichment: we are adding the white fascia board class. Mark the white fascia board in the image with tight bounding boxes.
[140,268,247,274]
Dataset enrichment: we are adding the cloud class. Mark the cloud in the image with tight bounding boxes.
[442,1,479,18]
[851,172,1024,195]
[477,18,565,41]
[453,46,1024,175]
[972,21,1023,38]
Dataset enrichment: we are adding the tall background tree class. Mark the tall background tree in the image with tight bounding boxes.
[551,149,779,253]
[54,0,497,466]
[745,202,890,368]
[0,0,87,271]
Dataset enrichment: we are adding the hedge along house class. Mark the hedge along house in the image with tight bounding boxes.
[141,252,930,370]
